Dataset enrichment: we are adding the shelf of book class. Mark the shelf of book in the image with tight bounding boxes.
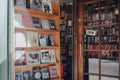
[13,0,60,80]
[15,27,59,34]
[15,46,59,50]
[83,23,119,28]
[14,6,59,20]
[83,50,120,51]
[14,62,58,70]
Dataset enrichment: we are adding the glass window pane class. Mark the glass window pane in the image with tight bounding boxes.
[101,51,119,76]
[101,76,119,80]
[0,0,8,80]
[83,51,99,74]
[84,75,99,80]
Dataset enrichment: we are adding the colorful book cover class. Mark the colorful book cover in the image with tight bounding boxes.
[39,34,47,46]
[22,12,33,28]
[26,31,38,47]
[42,0,52,14]
[49,65,58,79]
[15,50,27,66]
[49,20,56,30]
[47,35,54,46]
[41,68,50,80]
[40,50,50,63]
[32,17,42,28]
[48,50,56,63]
[23,71,32,80]
[27,51,40,65]
[40,19,50,29]
[30,0,43,11]
[32,67,42,80]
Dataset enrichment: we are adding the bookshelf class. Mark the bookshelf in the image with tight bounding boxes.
[60,3,73,80]
[13,0,60,80]
[77,0,120,80]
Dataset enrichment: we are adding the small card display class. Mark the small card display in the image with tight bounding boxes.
[15,72,22,80]
[23,71,32,80]
[15,50,27,66]
[33,67,42,80]
[27,51,40,65]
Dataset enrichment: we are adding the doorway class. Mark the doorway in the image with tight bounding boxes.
[77,0,120,80]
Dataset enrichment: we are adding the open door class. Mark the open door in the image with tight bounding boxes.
[76,0,120,80]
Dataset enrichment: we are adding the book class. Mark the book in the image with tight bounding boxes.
[15,72,23,80]
[40,19,50,29]
[39,34,47,46]
[15,50,26,66]
[42,0,52,14]
[14,13,23,27]
[48,50,56,63]
[32,17,42,28]
[40,50,56,63]
[27,51,40,65]
[14,0,26,8]
[22,12,33,28]
[40,50,50,63]
[15,32,26,47]
[26,31,38,47]
[41,68,50,80]
[47,35,54,46]
[32,67,42,80]
[30,0,43,11]
[49,65,58,79]
[49,20,56,30]
[23,71,32,80]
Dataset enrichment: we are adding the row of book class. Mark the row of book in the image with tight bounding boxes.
[101,26,119,36]
[15,49,56,66]
[14,0,53,14]
[15,31,54,47]
[15,65,58,80]
[84,44,119,50]
[14,13,56,30]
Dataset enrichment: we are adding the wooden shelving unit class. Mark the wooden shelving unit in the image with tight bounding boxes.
[12,0,60,80]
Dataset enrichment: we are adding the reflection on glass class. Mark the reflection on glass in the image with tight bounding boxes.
[101,51,119,76]
[101,76,119,80]
[83,51,99,74]
[84,75,99,80]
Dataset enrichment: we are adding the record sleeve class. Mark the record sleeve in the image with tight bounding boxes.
[48,50,56,63]
[30,0,43,11]
[15,50,27,66]
[41,68,50,80]
[40,19,50,29]
[49,20,56,30]
[14,0,26,8]
[40,50,50,63]
[42,0,52,14]
[23,71,32,80]
[32,17,42,28]
[47,35,54,46]
[33,67,42,80]
[27,51,40,65]
[49,65,58,79]
[39,34,47,46]
[15,72,23,80]
[26,31,39,47]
